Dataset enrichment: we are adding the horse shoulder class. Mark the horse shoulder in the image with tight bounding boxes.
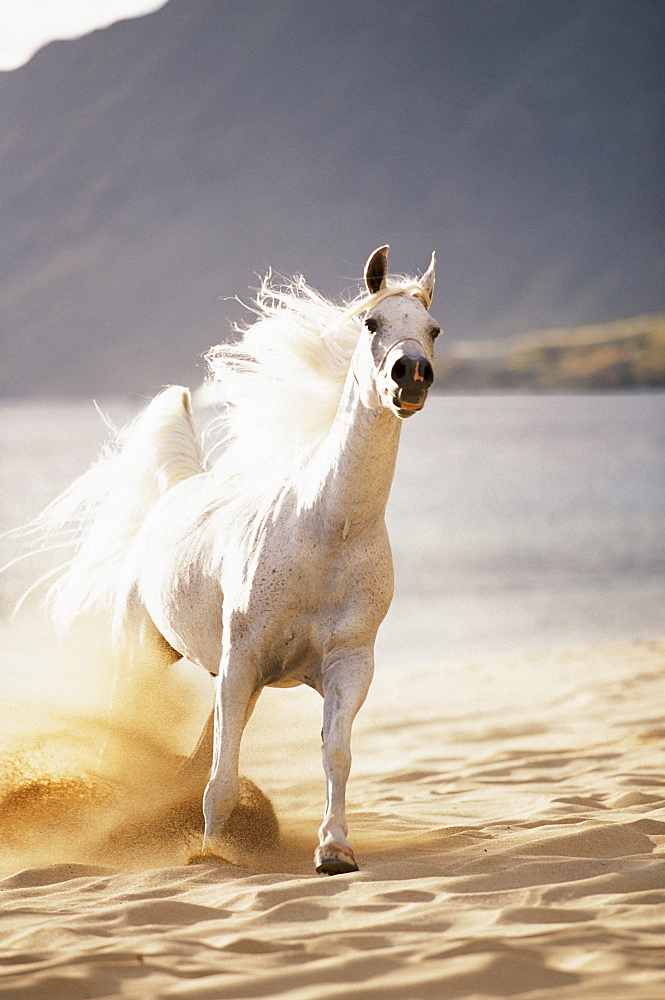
[312,520,394,651]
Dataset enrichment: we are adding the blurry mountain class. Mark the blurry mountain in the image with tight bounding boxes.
[0,0,663,396]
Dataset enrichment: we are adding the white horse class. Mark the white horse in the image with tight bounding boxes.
[19,246,439,874]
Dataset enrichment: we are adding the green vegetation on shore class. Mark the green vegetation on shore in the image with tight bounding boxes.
[437,315,665,391]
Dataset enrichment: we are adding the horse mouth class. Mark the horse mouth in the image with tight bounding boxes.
[392,393,427,417]
[398,400,423,415]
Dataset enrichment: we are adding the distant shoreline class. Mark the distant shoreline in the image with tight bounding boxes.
[1,313,664,400]
[436,313,665,392]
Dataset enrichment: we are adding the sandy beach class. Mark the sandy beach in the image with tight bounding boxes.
[0,0,662,991]
[1,393,663,997]
[1,632,664,999]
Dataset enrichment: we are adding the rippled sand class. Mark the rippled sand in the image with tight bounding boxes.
[1,638,664,999]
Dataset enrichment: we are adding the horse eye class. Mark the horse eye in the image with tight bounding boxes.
[365,316,378,333]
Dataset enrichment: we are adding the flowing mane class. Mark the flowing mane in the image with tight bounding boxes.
[3,264,430,619]
[2,245,440,876]
[203,271,427,505]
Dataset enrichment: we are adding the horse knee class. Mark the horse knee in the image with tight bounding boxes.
[322,742,351,779]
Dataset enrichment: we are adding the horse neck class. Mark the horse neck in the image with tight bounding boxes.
[300,365,402,530]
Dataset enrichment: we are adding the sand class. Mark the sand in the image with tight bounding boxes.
[1,636,664,999]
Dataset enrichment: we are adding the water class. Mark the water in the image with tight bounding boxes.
[384,393,665,662]
[1,394,663,664]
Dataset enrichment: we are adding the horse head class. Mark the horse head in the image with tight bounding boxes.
[356,245,439,418]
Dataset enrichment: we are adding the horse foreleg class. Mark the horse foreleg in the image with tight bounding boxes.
[179,683,261,795]
[315,649,374,875]
[201,664,260,856]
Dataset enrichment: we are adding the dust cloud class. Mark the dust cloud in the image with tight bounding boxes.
[0,608,287,875]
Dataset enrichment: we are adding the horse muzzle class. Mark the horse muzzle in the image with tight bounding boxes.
[389,352,434,417]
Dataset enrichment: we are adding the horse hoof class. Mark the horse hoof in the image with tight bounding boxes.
[315,843,359,875]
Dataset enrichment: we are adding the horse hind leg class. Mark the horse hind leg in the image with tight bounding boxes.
[177,708,215,789]
[107,595,184,749]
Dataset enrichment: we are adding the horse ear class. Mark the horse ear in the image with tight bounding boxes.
[420,251,436,305]
[364,245,389,294]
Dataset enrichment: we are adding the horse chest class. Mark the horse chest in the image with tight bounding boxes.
[232,520,393,684]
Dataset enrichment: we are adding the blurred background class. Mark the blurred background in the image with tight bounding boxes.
[0,0,662,396]
[0,0,663,661]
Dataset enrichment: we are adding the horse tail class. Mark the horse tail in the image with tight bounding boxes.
[17,386,205,631]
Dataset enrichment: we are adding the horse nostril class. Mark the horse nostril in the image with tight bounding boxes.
[390,356,433,389]
[391,358,408,384]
